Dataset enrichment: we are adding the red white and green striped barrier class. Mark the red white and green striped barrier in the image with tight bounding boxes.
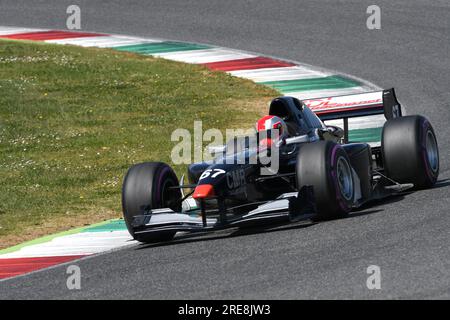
[0,26,385,279]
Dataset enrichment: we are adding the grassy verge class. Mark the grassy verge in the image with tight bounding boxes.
[0,40,278,248]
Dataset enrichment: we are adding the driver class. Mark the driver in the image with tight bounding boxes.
[255,115,289,149]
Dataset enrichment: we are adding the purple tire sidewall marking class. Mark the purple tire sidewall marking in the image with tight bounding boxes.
[155,166,171,207]
[421,120,437,182]
[330,144,350,212]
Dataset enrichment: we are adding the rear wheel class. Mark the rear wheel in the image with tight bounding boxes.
[296,141,354,220]
[382,115,439,188]
[122,162,181,243]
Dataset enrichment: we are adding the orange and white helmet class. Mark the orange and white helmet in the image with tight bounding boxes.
[255,115,288,148]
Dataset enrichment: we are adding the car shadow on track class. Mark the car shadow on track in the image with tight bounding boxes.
[346,178,449,218]
[430,178,450,189]
[135,220,316,250]
[134,207,387,250]
[351,194,407,213]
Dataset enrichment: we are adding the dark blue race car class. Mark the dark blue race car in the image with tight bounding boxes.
[121,88,439,243]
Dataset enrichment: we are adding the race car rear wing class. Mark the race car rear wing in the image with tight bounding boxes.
[302,88,402,122]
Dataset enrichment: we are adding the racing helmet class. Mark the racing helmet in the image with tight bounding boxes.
[255,115,288,148]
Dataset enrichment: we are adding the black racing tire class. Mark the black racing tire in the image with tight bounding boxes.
[296,141,354,221]
[381,115,439,189]
[122,162,181,243]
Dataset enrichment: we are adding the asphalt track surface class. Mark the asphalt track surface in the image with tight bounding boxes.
[0,0,449,299]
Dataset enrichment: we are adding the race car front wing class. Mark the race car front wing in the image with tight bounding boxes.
[131,186,317,237]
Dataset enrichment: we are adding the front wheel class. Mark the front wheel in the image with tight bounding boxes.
[382,115,439,189]
[296,141,355,221]
[122,162,181,243]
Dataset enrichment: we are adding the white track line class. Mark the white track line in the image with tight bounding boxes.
[45,35,160,47]
[0,231,134,258]
[229,66,330,82]
[152,48,256,63]
[0,26,46,35]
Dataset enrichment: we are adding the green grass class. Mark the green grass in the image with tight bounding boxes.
[0,40,277,247]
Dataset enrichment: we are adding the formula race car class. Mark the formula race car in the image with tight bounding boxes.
[122,88,440,243]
